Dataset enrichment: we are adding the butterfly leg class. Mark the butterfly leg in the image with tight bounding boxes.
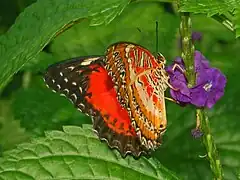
[164,97,179,104]
[172,63,186,74]
[165,80,178,91]
[164,63,186,91]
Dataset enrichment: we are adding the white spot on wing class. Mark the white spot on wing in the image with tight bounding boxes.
[64,78,68,83]
[63,89,69,94]
[79,87,82,93]
[78,103,85,109]
[70,94,77,102]
[68,66,75,70]
[81,57,101,66]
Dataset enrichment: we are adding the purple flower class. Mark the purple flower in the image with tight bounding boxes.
[192,32,202,42]
[194,51,210,73]
[166,51,226,109]
[191,68,226,108]
[166,58,191,104]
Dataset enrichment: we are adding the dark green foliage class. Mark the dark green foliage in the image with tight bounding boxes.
[0,125,179,180]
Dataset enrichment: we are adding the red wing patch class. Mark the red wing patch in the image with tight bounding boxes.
[44,56,149,158]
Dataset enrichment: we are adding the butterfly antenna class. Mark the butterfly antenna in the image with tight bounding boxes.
[155,21,159,54]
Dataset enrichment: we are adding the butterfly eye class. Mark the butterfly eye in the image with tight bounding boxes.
[159,124,164,129]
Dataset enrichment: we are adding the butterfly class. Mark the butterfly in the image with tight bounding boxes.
[44,42,171,158]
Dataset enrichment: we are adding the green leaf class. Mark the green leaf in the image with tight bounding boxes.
[22,51,58,72]
[179,0,239,16]
[0,0,130,89]
[235,8,240,38]
[0,125,179,180]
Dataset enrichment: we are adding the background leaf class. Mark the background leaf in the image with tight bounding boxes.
[179,0,239,15]
[179,0,240,38]
[0,0,130,89]
[235,9,240,38]
[0,125,179,180]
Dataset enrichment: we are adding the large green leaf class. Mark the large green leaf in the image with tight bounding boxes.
[0,125,179,180]
[179,0,240,38]
[235,9,240,38]
[179,0,239,16]
[0,0,130,89]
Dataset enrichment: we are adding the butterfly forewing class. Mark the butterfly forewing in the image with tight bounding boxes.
[44,55,149,158]
[105,42,169,150]
[44,56,104,115]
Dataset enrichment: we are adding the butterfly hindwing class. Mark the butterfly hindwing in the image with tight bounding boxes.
[105,42,169,150]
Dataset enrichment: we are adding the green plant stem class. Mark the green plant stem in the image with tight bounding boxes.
[197,109,223,180]
[179,12,224,180]
[179,12,195,87]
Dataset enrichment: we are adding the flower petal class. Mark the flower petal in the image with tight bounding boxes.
[170,89,191,103]
[166,58,190,103]
[194,51,210,73]
[190,85,208,107]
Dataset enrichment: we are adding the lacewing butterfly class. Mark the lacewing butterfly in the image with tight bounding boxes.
[44,42,170,158]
